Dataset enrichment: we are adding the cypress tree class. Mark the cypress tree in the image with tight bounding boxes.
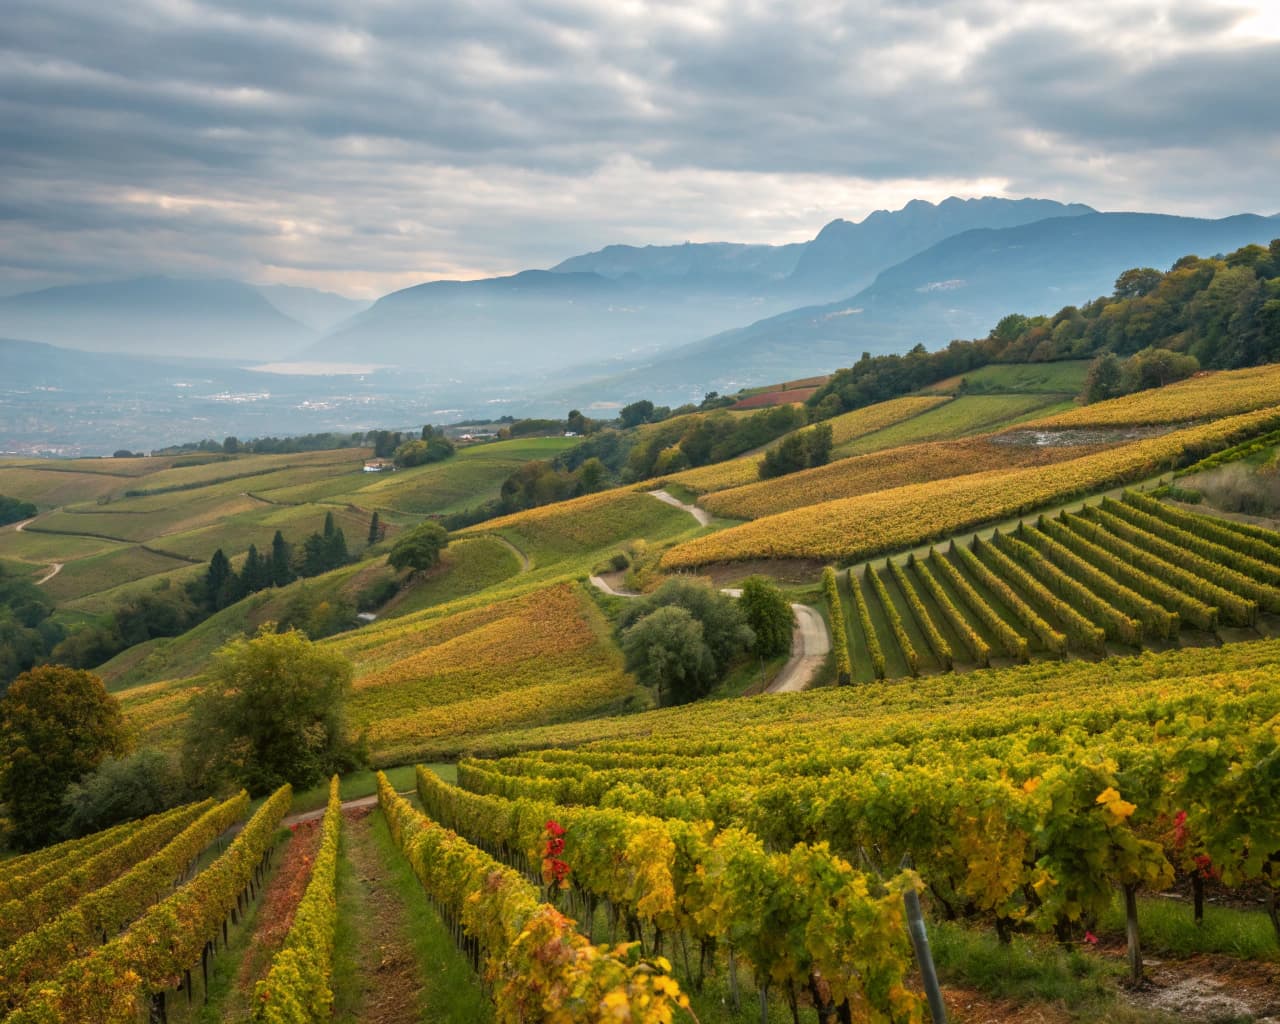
[322,511,335,539]
[367,511,381,546]
[205,548,231,609]
[271,530,295,587]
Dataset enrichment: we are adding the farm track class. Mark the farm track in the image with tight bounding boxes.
[648,488,711,526]
[34,561,63,585]
[492,534,531,572]
[340,806,422,1024]
[591,576,830,694]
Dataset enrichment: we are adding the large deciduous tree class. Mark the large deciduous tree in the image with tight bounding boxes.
[0,665,128,848]
[387,522,449,573]
[621,605,716,707]
[181,626,357,794]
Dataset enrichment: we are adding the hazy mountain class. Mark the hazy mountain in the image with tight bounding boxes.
[303,197,1096,379]
[567,211,1280,402]
[0,277,314,361]
[552,240,805,285]
[301,268,799,381]
[785,197,1095,295]
[255,284,369,333]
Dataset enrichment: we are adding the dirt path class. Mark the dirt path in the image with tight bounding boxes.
[285,793,380,827]
[220,820,322,1020]
[770,603,830,693]
[342,806,422,1024]
[587,572,639,597]
[492,534,531,571]
[591,576,830,694]
[719,589,831,693]
[34,562,63,585]
[10,517,36,532]
[647,488,711,527]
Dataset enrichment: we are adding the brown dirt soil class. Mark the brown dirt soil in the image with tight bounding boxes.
[697,557,828,587]
[942,986,1072,1024]
[1122,953,1280,1023]
[222,820,323,1019]
[343,806,422,1024]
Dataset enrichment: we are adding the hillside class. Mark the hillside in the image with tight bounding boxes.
[586,212,1280,398]
[7,320,1280,1024]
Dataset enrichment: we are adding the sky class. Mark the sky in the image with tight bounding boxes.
[2,0,1278,299]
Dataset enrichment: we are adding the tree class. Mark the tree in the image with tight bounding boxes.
[0,666,128,848]
[738,576,793,658]
[393,435,454,467]
[619,399,655,429]
[388,522,449,573]
[0,495,37,528]
[618,579,753,674]
[621,606,716,706]
[204,548,235,610]
[1114,267,1164,300]
[242,543,269,594]
[567,409,588,435]
[271,530,295,587]
[181,627,357,794]
[222,436,240,454]
[368,511,382,546]
[1082,352,1124,404]
[61,750,182,838]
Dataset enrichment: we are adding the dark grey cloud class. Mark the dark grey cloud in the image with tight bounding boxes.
[0,0,1277,297]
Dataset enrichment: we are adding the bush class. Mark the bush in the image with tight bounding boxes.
[61,750,184,838]
[738,576,793,658]
[356,574,401,611]
[609,552,631,572]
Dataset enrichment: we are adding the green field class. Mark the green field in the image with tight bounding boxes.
[40,545,193,604]
[330,436,580,515]
[922,360,1091,396]
[838,393,1072,456]
[383,536,522,618]
[0,466,125,507]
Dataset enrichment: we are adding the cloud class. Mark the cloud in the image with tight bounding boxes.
[0,0,1276,297]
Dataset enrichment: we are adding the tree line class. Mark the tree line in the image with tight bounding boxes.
[806,238,1280,419]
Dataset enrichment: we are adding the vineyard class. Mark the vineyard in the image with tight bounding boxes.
[807,489,1280,682]
[661,406,1280,567]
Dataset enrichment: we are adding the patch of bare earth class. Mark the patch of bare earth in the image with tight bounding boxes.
[222,819,323,1020]
[1124,954,1280,1023]
[696,557,828,587]
[343,806,422,1024]
[942,986,1073,1024]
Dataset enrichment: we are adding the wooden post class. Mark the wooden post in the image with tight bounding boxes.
[758,984,768,1024]
[728,946,740,1013]
[1124,883,1143,986]
[202,944,210,1003]
[149,991,167,1024]
[1192,873,1205,926]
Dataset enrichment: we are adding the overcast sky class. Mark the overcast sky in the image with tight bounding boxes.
[2,0,1278,298]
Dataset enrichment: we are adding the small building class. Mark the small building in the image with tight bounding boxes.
[363,459,394,473]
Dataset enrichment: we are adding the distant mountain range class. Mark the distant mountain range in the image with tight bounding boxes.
[4,198,1279,426]
[568,211,1280,403]
[300,196,1094,381]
